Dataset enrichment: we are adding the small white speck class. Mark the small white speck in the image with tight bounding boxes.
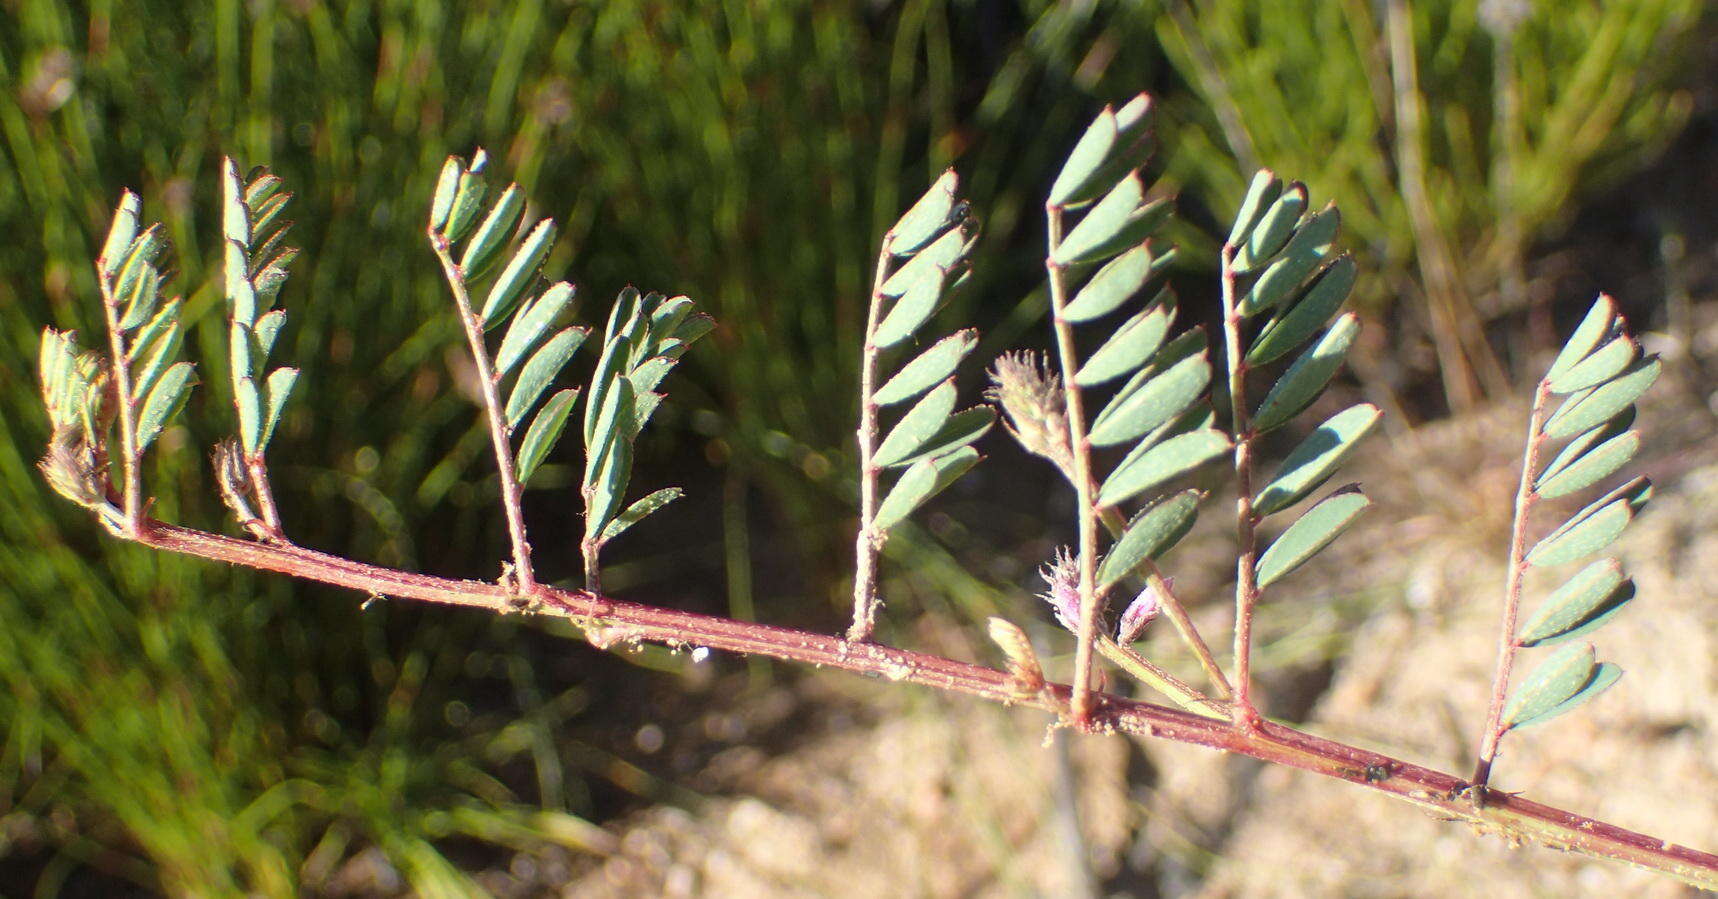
[690,647,710,663]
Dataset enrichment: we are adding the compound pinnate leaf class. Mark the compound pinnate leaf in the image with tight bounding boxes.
[515,387,579,485]
[505,326,586,429]
[1247,255,1356,366]
[1255,486,1369,589]
[1075,291,1175,387]
[1503,642,1602,731]
[1543,356,1660,441]
[890,169,962,255]
[1062,243,1157,323]
[496,282,577,377]
[1097,489,1200,589]
[873,446,982,531]
[601,486,684,542]
[129,303,183,402]
[1548,334,1638,395]
[1240,205,1340,317]
[1519,558,1632,647]
[136,361,195,453]
[1049,94,1153,208]
[1233,181,1307,273]
[1251,313,1360,434]
[460,183,525,280]
[874,264,961,350]
[1226,170,1281,248]
[1544,294,1618,385]
[480,219,557,328]
[884,406,993,470]
[1254,404,1381,516]
[874,330,978,406]
[1096,428,1230,508]
[1088,351,1210,447]
[1528,476,1651,568]
[1535,428,1639,500]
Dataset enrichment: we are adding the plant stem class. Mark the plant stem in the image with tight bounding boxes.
[1472,379,1551,789]
[1097,634,1227,718]
[120,514,1718,888]
[247,457,285,539]
[430,236,537,595]
[1096,505,1232,700]
[97,268,144,537]
[1043,204,1104,728]
[847,240,894,643]
[1219,244,1264,728]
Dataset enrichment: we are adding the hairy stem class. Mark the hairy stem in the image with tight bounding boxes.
[848,240,894,643]
[430,235,537,594]
[117,515,1718,888]
[1219,244,1264,728]
[1044,204,1105,728]
[1096,505,1233,700]
[246,456,285,539]
[97,269,144,536]
[1472,379,1551,788]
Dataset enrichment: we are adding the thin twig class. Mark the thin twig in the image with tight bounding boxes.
[1219,244,1264,729]
[1097,634,1227,718]
[1472,379,1551,788]
[116,514,1718,888]
[1043,204,1105,728]
[1096,505,1233,700]
[847,239,895,643]
[97,268,144,537]
[429,235,538,594]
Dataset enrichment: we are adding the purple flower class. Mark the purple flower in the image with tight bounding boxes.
[1037,548,1081,632]
[1116,579,1166,644]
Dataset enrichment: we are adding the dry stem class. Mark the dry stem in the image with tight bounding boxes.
[847,240,895,642]
[1219,244,1264,728]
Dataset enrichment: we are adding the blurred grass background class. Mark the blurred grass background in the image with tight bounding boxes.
[0,0,1705,894]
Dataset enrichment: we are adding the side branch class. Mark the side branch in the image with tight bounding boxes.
[131,517,1718,889]
[848,240,894,642]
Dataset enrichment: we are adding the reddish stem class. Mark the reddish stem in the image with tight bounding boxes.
[1219,243,1263,728]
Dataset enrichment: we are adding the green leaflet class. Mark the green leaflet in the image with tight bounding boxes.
[1255,486,1370,589]
[496,282,578,377]
[1049,94,1153,208]
[1226,170,1282,248]
[100,191,142,275]
[1518,558,1633,647]
[872,379,957,468]
[1251,313,1359,434]
[1096,489,1200,589]
[874,330,978,406]
[890,169,962,255]
[1253,404,1381,516]
[515,387,579,484]
[1547,334,1637,395]
[874,262,963,349]
[480,219,557,328]
[885,408,993,470]
[129,302,184,403]
[1503,642,1613,730]
[873,446,982,531]
[1247,256,1356,367]
[1239,205,1339,317]
[1074,290,1175,387]
[1095,429,1230,508]
[1087,352,1210,447]
[880,221,974,299]
[505,327,585,429]
[136,361,196,453]
[1062,243,1156,323]
[1053,177,1171,267]
[236,376,263,453]
[1534,429,1639,500]
[600,487,684,542]
[460,184,526,280]
[430,156,462,230]
[445,167,489,244]
[1233,182,1306,273]
[1527,476,1651,568]
[1542,356,1660,440]
[1519,662,1622,730]
[261,367,298,450]
[1544,294,1618,385]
